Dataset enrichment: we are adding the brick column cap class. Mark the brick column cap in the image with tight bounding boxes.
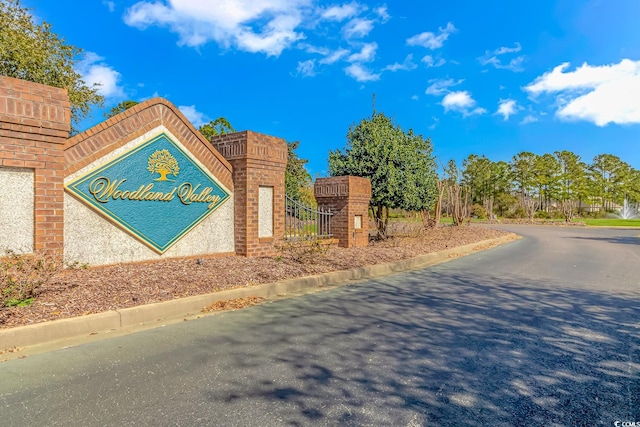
[210,130,287,168]
[0,75,71,138]
[314,175,372,200]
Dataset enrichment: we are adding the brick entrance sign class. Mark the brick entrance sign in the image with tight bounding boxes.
[0,75,370,266]
[315,176,372,248]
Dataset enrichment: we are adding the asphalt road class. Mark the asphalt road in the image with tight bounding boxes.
[0,225,639,426]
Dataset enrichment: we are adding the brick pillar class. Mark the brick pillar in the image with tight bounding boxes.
[314,176,371,248]
[211,131,287,257]
[0,76,70,258]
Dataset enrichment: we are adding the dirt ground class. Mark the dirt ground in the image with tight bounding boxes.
[0,225,512,329]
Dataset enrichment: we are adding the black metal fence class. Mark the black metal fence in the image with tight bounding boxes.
[285,195,333,240]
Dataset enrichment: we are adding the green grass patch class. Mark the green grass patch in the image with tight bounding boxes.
[575,218,640,227]
[438,217,489,224]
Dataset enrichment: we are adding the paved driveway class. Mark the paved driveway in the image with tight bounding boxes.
[0,225,639,426]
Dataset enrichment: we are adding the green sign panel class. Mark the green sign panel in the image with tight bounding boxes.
[66,132,231,253]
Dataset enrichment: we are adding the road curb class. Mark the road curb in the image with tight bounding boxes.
[0,234,518,350]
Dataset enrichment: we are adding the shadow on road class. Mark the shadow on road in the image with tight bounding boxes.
[568,235,640,246]
[195,271,640,426]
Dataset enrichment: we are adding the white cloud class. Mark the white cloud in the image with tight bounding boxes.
[425,78,463,96]
[320,48,349,64]
[76,52,125,99]
[178,105,208,127]
[442,91,474,110]
[406,22,456,50]
[495,44,522,55]
[321,2,365,21]
[520,115,538,125]
[525,59,640,126]
[344,63,380,82]
[299,43,328,55]
[478,43,525,72]
[383,54,417,72]
[123,0,391,76]
[428,116,439,130]
[296,59,316,77]
[442,91,486,116]
[103,1,115,12]
[421,55,446,68]
[343,17,374,39]
[374,5,390,22]
[411,94,419,101]
[496,99,520,121]
[347,42,377,62]
[124,0,308,56]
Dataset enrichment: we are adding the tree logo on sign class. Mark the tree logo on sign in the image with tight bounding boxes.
[148,149,180,181]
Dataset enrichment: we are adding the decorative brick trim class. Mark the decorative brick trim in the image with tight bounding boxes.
[64,98,234,191]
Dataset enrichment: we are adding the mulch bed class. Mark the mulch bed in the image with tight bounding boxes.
[0,226,512,329]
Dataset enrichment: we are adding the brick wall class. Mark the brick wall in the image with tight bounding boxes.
[315,176,372,248]
[0,76,70,257]
[211,131,287,256]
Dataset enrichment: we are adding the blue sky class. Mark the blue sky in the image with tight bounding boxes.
[24,0,640,176]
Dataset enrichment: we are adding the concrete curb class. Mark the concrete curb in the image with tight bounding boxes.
[0,234,518,350]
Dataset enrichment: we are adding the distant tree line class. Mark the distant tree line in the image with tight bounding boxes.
[457,151,640,221]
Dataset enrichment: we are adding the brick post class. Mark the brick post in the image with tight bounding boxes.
[210,131,287,257]
[0,76,70,258]
[314,176,371,248]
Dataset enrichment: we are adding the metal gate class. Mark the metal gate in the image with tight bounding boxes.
[285,195,333,240]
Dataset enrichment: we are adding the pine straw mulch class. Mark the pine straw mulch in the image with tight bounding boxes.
[0,226,513,329]
[202,296,266,313]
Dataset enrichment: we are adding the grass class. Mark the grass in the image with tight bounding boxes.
[442,216,640,227]
[439,217,490,224]
[574,218,640,227]
[388,214,640,228]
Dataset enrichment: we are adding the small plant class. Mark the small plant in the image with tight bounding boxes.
[275,237,334,264]
[65,260,89,270]
[387,221,424,238]
[1,250,62,308]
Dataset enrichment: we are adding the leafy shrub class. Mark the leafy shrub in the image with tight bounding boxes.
[508,206,526,219]
[471,204,487,219]
[1,250,61,307]
[587,209,608,219]
[534,210,551,219]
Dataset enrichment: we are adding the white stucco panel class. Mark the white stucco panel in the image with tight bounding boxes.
[258,186,273,238]
[0,167,34,254]
[64,193,235,265]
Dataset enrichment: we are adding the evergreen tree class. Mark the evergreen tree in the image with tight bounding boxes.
[0,0,103,131]
[329,112,437,237]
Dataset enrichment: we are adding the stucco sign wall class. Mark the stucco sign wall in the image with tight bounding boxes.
[66,132,230,254]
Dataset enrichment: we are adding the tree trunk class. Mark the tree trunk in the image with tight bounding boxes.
[374,205,387,239]
[422,180,446,229]
[450,184,468,226]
